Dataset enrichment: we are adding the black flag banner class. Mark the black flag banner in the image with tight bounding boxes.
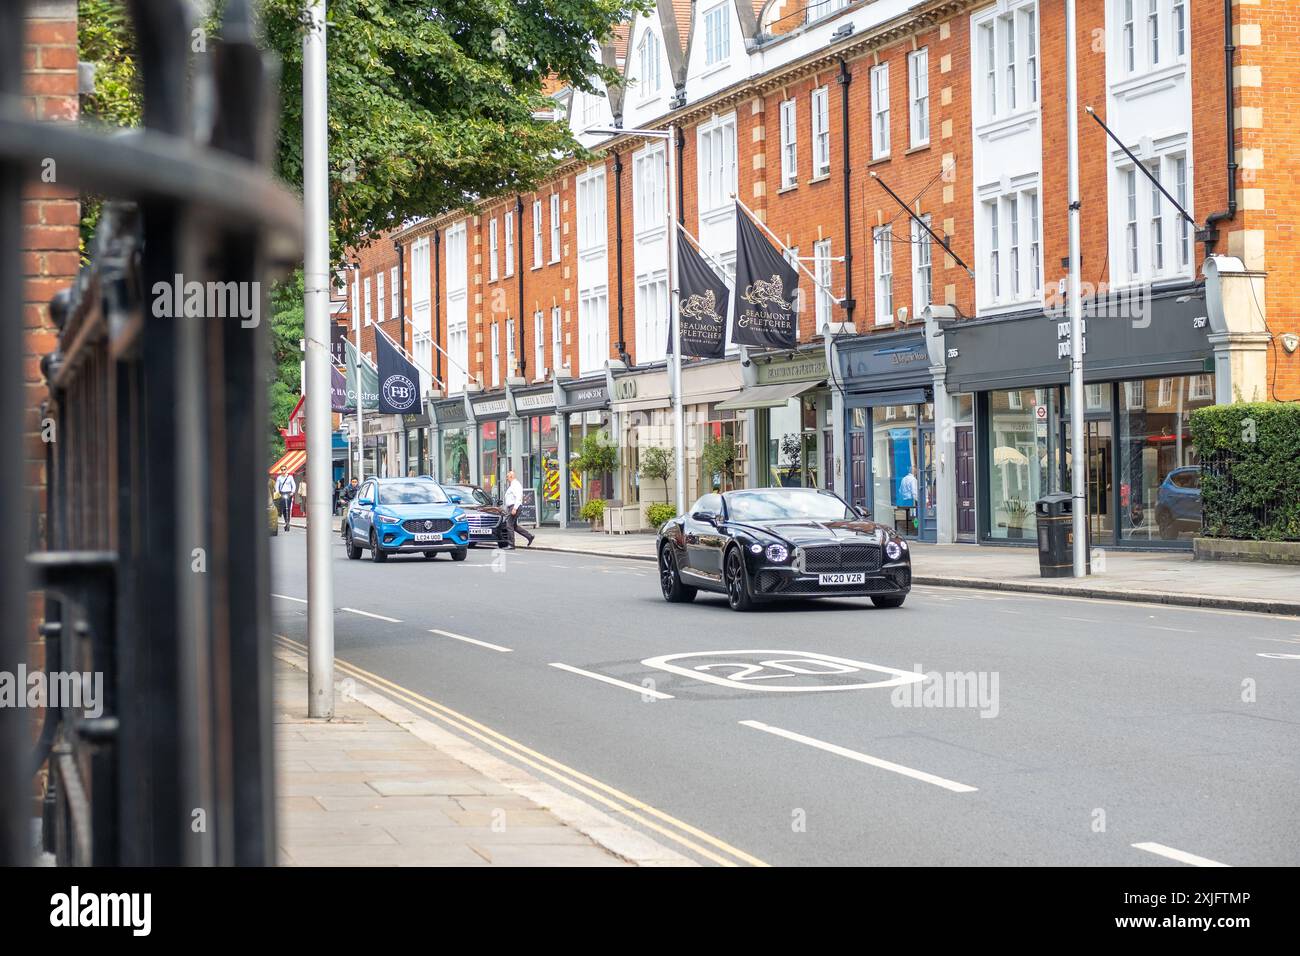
[376,329,421,415]
[733,206,799,349]
[671,232,729,358]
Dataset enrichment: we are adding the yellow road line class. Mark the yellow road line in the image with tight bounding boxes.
[274,635,768,867]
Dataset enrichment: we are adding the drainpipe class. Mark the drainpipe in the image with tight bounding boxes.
[393,238,405,352]
[838,58,856,324]
[613,151,631,367]
[516,196,526,380]
[433,229,442,385]
[676,127,686,226]
[1199,0,1238,254]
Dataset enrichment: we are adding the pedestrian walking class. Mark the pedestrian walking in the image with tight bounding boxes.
[274,466,297,531]
[502,469,534,549]
[297,478,307,520]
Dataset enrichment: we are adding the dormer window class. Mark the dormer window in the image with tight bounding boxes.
[704,3,730,66]
[638,29,662,96]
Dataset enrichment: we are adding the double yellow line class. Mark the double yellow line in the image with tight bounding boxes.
[273,635,768,867]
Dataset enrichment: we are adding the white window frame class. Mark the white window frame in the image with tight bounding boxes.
[870,65,890,160]
[1114,0,1185,79]
[363,276,372,326]
[445,223,469,395]
[813,239,833,332]
[504,210,515,278]
[811,86,830,177]
[550,193,561,263]
[410,239,432,396]
[908,49,930,148]
[390,266,398,319]
[974,3,1040,124]
[505,317,515,377]
[873,226,893,326]
[633,144,666,236]
[696,113,737,215]
[703,3,730,67]
[576,169,606,254]
[911,214,933,317]
[534,310,545,376]
[638,28,662,97]
[578,288,609,375]
[979,187,1042,309]
[533,200,543,268]
[635,272,669,363]
[779,99,798,189]
[376,271,386,324]
[551,306,563,370]
[1189,373,1212,401]
[1113,147,1192,285]
[351,270,360,334]
[490,323,501,389]
[488,218,499,281]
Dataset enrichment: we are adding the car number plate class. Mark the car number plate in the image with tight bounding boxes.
[413,532,443,542]
[818,572,865,585]
[470,528,493,535]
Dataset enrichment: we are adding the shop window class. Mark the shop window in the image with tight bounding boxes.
[871,403,933,536]
[986,388,1049,540]
[1119,372,1213,541]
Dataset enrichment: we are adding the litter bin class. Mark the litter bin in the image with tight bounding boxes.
[1036,493,1089,577]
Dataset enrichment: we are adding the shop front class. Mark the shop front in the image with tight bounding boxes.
[944,288,1217,548]
[403,408,432,477]
[469,392,510,500]
[511,384,562,526]
[837,331,940,541]
[718,349,831,490]
[430,395,471,484]
[556,376,611,527]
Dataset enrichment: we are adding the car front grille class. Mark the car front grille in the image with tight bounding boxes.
[465,513,501,531]
[401,518,455,534]
[798,543,882,573]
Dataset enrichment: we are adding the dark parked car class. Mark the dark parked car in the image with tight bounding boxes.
[657,486,912,611]
[343,477,469,561]
[440,483,509,548]
[1155,465,1202,539]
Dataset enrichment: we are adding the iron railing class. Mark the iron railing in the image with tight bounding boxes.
[1200,452,1300,542]
[1,0,301,865]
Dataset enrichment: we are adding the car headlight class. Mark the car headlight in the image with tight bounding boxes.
[749,543,763,554]
[375,513,400,525]
[885,540,903,560]
[765,543,789,563]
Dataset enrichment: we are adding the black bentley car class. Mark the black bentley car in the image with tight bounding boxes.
[440,483,509,548]
[657,487,911,611]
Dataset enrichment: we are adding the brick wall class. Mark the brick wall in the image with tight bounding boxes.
[22,0,79,809]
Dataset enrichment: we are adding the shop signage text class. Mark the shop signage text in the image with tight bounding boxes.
[758,355,827,384]
[515,392,555,411]
[472,398,509,417]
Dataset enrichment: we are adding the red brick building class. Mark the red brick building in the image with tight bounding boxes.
[338,0,1293,546]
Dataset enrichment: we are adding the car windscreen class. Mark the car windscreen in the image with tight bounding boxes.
[377,481,449,505]
[725,489,853,523]
[448,485,492,506]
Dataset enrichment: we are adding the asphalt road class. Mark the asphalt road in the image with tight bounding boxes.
[270,530,1300,867]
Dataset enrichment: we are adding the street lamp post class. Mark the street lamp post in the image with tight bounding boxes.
[584,125,684,514]
[1064,0,1088,577]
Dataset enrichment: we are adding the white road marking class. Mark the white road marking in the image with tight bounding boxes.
[548,663,673,700]
[1144,625,1197,633]
[1062,616,1104,624]
[740,720,978,794]
[1131,842,1229,867]
[430,628,512,653]
[642,650,925,693]
[272,593,307,604]
[994,609,1023,615]
[1256,652,1300,660]
[342,607,402,623]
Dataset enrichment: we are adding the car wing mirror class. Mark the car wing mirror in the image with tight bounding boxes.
[448,494,463,503]
[358,497,374,507]
[691,511,718,527]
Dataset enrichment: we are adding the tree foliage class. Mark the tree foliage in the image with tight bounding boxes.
[268,272,305,461]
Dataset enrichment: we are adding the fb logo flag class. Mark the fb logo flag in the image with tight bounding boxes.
[669,233,729,359]
[376,332,420,415]
[733,208,799,349]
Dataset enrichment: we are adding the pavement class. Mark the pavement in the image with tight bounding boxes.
[272,529,1300,866]
[512,526,1300,616]
[272,641,693,866]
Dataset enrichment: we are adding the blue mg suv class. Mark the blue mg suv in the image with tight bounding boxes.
[343,477,470,562]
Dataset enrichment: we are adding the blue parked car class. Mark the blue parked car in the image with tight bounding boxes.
[343,477,470,562]
[1155,465,1202,540]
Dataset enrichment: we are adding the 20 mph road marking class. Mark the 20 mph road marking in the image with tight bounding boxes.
[431,629,512,653]
[1131,842,1229,867]
[342,607,402,623]
[740,720,978,794]
[549,663,673,700]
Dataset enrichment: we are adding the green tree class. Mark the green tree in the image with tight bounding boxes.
[268,272,305,462]
[638,445,672,502]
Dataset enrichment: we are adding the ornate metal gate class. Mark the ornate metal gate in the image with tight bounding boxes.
[0,0,302,865]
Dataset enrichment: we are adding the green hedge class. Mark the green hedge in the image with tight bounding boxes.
[1188,403,1300,541]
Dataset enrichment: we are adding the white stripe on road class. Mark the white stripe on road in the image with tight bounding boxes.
[430,628,512,653]
[548,663,674,700]
[1131,842,1229,867]
[272,593,307,604]
[342,607,402,623]
[1144,625,1197,633]
[739,720,978,794]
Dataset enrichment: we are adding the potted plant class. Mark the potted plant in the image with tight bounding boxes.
[1002,497,1030,539]
[645,502,676,530]
[579,498,606,531]
[701,435,739,492]
[638,446,673,503]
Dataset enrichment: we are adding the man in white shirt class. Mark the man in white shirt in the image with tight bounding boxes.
[502,470,534,549]
[275,466,298,531]
[897,467,918,536]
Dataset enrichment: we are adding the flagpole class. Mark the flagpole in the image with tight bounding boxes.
[355,313,365,482]
[668,123,685,516]
[731,194,840,302]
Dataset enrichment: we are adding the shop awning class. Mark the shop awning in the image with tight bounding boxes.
[713,380,822,411]
[268,449,306,475]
